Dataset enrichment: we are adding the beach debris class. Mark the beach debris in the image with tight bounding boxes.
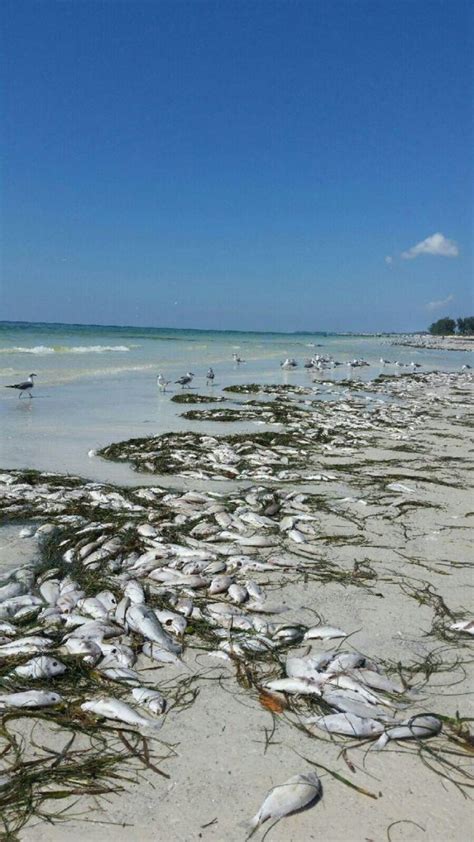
[0,366,471,836]
[81,697,164,733]
[303,626,348,641]
[375,715,442,749]
[0,690,62,709]
[450,620,474,635]
[308,712,384,737]
[13,655,67,679]
[247,771,321,837]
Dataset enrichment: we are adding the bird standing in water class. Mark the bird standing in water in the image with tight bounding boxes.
[157,374,171,392]
[5,373,37,398]
[206,367,215,385]
[175,372,194,389]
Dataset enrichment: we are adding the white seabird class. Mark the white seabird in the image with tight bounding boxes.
[5,373,37,398]
[157,374,171,392]
[206,367,215,385]
[175,372,194,388]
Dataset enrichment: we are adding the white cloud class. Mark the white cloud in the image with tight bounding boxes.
[401,232,459,260]
[385,255,393,265]
[426,294,454,312]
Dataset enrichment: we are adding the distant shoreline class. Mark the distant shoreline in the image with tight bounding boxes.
[0,320,434,338]
[392,333,474,352]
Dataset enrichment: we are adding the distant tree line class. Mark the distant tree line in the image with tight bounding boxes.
[429,316,474,336]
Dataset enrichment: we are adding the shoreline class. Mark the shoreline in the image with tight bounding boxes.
[391,333,474,352]
[0,370,473,841]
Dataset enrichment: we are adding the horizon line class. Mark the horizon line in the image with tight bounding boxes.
[0,320,422,337]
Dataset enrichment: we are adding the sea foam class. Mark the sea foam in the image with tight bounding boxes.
[1,345,132,354]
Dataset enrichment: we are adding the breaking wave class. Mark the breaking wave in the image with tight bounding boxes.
[0,345,133,355]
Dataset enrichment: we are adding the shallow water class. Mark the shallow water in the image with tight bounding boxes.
[1,322,470,484]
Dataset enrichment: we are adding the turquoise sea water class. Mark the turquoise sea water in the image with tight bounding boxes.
[0,321,470,485]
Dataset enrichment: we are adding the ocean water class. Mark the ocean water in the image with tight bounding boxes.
[0,321,470,485]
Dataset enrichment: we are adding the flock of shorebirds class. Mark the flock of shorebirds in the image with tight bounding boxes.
[5,353,470,399]
[155,352,425,394]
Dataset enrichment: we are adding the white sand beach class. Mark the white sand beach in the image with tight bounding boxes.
[0,362,472,842]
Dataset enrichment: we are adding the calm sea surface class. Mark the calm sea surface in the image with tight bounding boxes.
[0,322,470,485]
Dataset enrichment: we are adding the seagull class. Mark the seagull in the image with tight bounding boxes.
[380,358,391,365]
[232,353,245,364]
[157,374,171,392]
[280,358,298,369]
[462,364,471,370]
[206,367,215,385]
[5,373,37,398]
[175,372,194,388]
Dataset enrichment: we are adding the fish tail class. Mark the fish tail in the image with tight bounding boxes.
[238,815,260,840]
[374,732,389,750]
[140,720,164,738]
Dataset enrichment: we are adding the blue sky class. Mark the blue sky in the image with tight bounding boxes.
[2,0,472,332]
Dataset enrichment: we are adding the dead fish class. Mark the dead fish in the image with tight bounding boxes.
[39,579,60,605]
[14,655,67,679]
[245,580,264,602]
[0,636,54,656]
[174,597,193,617]
[322,689,395,722]
[76,597,110,620]
[63,638,102,664]
[323,674,387,706]
[137,523,158,538]
[115,596,130,628]
[97,666,141,685]
[142,641,182,666]
[154,609,187,636]
[247,771,321,837]
[450,620,474,635]
[208,575,234,595]
[264,677,323,696]
[272,626,304,644]
[387,482,415,494]
[228,584,249,604]
[95,590,117,611]
[286,655,329,680]
[375,714,441,749]
[235,535,278,548]
[0,582,25,603]
[304,625,347,641]
[349,668,404,695]
[123,580,145,604]
[132,687,167,714]
[288,529,306,543]
[0,690,62,709]
[65,620,119,642]
[99,641,136,667]
[308,712,383,737]
[126,604,181,654]
[326,652,374,673]
[81,697,163,734]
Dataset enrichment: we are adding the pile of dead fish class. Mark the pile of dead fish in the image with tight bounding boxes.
[96,379,440,481]
[0,473,444,753]
[264,642,441,748]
